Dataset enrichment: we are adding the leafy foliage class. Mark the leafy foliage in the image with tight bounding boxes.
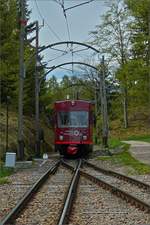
[0,0,19,105]
[89,0,150,129]
[0,0,46,116]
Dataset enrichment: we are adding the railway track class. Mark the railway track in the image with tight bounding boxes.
[1,158,150,225]
[82,160,150,207]
[0,160,62,225]
[0,159,60,221]
[61,159,150,224]
[0,159,83,225]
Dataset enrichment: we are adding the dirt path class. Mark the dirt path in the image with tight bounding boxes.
[123,141,150,165]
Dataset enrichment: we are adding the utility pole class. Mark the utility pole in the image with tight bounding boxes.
[99,56,109,148]
[18,0,26,160]
[148,6,150,112]
[94,87,98,144]
[94,86,99,144]
[35,21,40,157]
[6,96,10,152]
[24,20,43,158]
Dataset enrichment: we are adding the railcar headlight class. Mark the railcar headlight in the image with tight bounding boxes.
[59,135,64,140]
[83,135,87,140]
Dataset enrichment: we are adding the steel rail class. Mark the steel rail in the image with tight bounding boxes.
[62,160,150,213]
[83,160,150,190]
[0,160,60,225]
[61,160,75,171]
[57,159,82,225]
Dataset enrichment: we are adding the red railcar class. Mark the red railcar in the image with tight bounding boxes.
[54,100,93,157]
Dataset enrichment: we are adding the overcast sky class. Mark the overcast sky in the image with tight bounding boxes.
[28,0,108,78]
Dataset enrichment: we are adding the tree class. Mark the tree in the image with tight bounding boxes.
[0,0,47,117]
[125,0,150,110]
[91,0,132,128]
[0,0,19,106]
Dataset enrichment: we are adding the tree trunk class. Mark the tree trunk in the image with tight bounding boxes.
[123,87,128,129]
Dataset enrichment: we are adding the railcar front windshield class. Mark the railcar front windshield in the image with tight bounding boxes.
[57,111,89,128]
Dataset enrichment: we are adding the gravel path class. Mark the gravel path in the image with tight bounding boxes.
[68,177,150,225]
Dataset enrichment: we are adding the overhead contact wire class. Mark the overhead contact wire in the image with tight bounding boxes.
[61,0,71,41]
[65,0,95,11]
[34,0,62,41]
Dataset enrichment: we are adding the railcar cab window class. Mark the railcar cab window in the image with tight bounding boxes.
[58,111,89,128]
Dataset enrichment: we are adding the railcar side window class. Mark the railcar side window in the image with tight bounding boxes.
[57,111,88,128]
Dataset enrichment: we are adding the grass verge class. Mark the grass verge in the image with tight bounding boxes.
[94,137,125,148]
[108,138,125,149]
[126,135,150,143]
[98,144,150,174]
[0,177,10,184]
[0,165,13,184]
[0,167,14,177]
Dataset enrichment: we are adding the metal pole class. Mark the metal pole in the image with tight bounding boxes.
[148,7,150,109]
[100,56,109,148]
[6,96,9,152]
[94,87,97,144]
[18,0,26,160]
[35,21,40,157]
[95,87,98,144]
[99,70,103,145]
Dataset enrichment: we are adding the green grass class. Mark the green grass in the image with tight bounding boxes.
[94,137,125,148]
[0,177,10,184]
[126,135,150,143]
[0,165,13,184]
[108,138,125,148]
[109,134,150,148]
[98,146,150,174]
[0,166,14,178]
